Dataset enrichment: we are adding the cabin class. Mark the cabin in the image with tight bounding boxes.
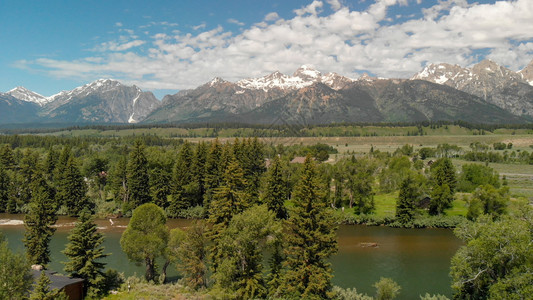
[31,270,84,300]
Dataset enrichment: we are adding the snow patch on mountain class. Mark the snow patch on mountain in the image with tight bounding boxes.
[237,66,353,91]
[7,87,50,106]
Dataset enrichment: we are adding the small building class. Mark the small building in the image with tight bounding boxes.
[290,156,308,164]
[31,270,84,300]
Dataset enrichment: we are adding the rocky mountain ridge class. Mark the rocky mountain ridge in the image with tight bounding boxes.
[412,59,533,116]
[4,59,533,126]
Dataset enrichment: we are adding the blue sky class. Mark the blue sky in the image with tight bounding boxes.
[1,0,532,99]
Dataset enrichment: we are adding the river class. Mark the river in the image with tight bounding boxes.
[0,214,462,299]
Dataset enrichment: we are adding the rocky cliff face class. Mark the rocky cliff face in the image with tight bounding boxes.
[412,60,533,117]
[39,79,160,123]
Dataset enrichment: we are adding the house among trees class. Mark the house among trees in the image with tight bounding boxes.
[290,156,307,164]
[31,270,84,300]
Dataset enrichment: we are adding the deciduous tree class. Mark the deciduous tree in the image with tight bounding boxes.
[120,203,169,282]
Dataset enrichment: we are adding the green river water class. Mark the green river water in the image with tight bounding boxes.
[0,214,462,299]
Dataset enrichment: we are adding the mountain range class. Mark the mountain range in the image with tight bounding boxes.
[2,59,533,126]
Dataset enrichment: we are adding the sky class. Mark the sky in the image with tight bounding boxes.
[1,0,532,99]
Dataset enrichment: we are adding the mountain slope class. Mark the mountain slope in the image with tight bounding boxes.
[0,93,40,124]
[7,87,50,106]
[40,79,160,123]
[413,60,533,117]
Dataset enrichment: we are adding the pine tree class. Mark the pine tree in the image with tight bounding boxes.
[242,138,266,201]
[43,147,58,182]
[431,157,457,192]
[126,140,151,211]
[24,177,57,266]
[0,164,9,212]
[262,155,289,219]
[110,155,128,203]
[63,209,108,297]
[429,183,453,215]
[0,233,33,299]
[203,139,223,214]
[56,156,91,216]
[30,271,67,300]
[208,158,250,271]
[150,167,172,209]
[54,146,72,185]
[0,144,15,170]
[176,221,208,290]
[192,141,208,207]
[395,174,420,224]
[282,155,338,299]
[169,141,195,215]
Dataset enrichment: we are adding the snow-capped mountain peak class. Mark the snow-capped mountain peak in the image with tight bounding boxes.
[236,66,353,91]
[293,65,321,80]
[7,86,49,106]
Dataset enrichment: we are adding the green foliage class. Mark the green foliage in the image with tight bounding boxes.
[451,212,532,299]
[149,167,171,209]
[457,163,499,192]
[175,221,209,290]
[0,164,10,212]
[120,203,169,282]
[169,141,195,215]
[63,209,108,297]
[0,234,32,300]
[395,174,420,224]
[282,155,338,299]
[419,293,450,300]
[332,286,373,300]
[418,147,436,160]
[24,177,57,266]
[56,156,92,216]
[214,205,282,299]
[429,184,453,215]
[430,157,456,193]
[467,185,509,220]
[203,139,223,214]
[30,271,68,300]
[374,277,401,300]
[262,155,289,219]
[125,140,151,211]
[379,156,411,192]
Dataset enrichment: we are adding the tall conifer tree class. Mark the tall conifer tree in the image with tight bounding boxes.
[56,156,91,215]
[208,158,250,271]
[0,164,9,212]
[282,155,338,299]
[126,140,151,211]
[396,174,420,223]
[169,141,194,215]
[262,155,288,219]
[24,177,57,266]
[203,139,223,213]
[63,209,108,297]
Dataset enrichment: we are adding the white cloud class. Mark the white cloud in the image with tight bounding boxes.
[227,18,245,26]
[115,22,123,27]
[264,12,280,21]
[17,0,533,91]
[326,0,342,11]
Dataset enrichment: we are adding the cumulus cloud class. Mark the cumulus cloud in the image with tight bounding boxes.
[227,18,245,26]
[17,0,533,91]
[264,12,280,21]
